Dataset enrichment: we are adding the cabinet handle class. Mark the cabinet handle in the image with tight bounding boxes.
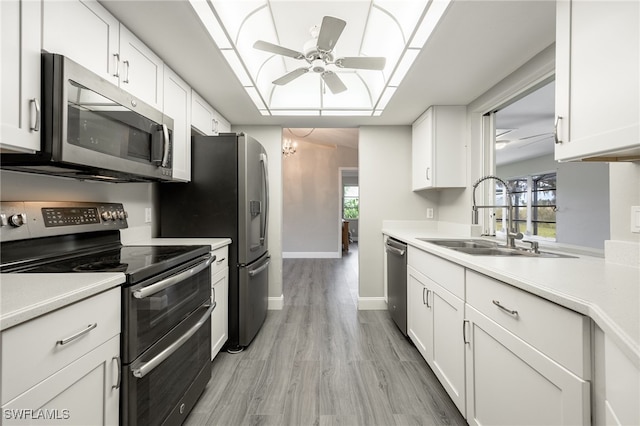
[426,167,431,181]
[57,323,98,346]
[113,53,120,78]
[112,356,121,390]
[463,320,469,345]
[554,116,563,144]
[212,287,216,304]
[422,287,427,305]
[122,60,130,83]
[492,300,519,317]
[426,289,431,308]
[212,119,219,134]
[216,257,225,264]
[29,98,40,132]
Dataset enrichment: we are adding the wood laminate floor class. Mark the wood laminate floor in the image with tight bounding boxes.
[186,244,467,426]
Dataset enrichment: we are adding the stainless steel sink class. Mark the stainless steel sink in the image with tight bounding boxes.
[416,238,497,249]
[418,238,577,258]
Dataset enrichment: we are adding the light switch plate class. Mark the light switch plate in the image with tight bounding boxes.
[427,208,434,219]
[631,206,640,233]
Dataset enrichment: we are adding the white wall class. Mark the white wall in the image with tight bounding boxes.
[0,170,153,228]
[231,125,284,304]
[282,141,358,257]
[498,154,610,249]
[358,125,438,307]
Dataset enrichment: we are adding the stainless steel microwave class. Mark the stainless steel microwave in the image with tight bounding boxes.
[1,53,173,182]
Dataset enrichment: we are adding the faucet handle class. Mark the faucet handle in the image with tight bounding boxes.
[523,240,539,254]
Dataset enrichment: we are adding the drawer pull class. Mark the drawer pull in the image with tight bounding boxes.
[492,300,519,317]
[216,257,226,264]
[112,356,121,390]
[57,323,98,346]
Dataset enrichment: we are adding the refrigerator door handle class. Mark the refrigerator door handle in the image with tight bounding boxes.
[260,153,269,246]
[248,256,270,277]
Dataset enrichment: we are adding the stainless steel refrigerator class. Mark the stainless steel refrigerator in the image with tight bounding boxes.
[156,133,269,351]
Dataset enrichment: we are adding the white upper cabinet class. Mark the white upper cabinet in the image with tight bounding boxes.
[1,0,42,152]
[43,0,119,85]
[191,91,230,136]
[119,25,164,111]
[164,66,191,182]
[412,105,467,190]
[43,0,164,111]
[555,0,640,161]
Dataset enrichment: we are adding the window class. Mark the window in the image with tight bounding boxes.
[343,185,359,219]
[495,173,556,239]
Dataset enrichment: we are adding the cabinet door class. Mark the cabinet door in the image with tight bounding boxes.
[465,305,590,426]
[164,66,191,182]
[412,107,434,190]
[1,0,42,152]
[431,284,465,416]
[604,334,640,425]
[119,25,164,110]
[407,267,433,361]
[191,90,216,136]
[42,0,119,85]
[211,267,229,360]
[555,0,639,161]
[1,336,120,426]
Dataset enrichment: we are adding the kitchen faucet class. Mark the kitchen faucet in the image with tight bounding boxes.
[472,175,523,248]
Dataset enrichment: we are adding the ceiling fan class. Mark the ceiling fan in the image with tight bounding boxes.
[253,16,386,94]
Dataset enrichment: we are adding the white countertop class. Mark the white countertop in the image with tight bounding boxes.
[0,273,125,331]
[383,224,640,367]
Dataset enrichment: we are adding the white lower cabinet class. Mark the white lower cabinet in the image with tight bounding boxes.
[464,305,590,426]
[1,287,121,425]
[407,249,466,415]
[602,333,640,425]
[210,245,229,360]
[465,270,590,425]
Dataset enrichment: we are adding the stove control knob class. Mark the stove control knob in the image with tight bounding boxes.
[101,211,113,221]
[117,211,126,220]
[9,213,27,227]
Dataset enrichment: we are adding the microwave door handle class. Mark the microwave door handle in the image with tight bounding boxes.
[161,124,171,168]
[132,255,215,299]
[131,303,216,379]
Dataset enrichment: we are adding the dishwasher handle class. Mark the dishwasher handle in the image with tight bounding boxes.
[385,239,407,256]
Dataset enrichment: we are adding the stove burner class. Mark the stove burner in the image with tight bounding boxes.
[73,261,129,272]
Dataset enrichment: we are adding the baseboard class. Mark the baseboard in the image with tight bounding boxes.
[282,252,341,259]
[268,294,284,310]
[357,297,387,310]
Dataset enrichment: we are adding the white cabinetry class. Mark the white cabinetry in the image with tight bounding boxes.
[555,0,639,161]
[1,0,42,152]
[412,105,466,190]
[164,67,192,182]
[602,333,640,425]
[210,245,229,360]
[1,288,121,425]
[464,271,590,425]
[191,91,231,136]
[407,248,466,415]
[43,0,164,110]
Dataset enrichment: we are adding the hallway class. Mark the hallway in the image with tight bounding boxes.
[186,244,466,425]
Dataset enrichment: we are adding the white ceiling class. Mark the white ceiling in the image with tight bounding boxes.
[99,0,556,129]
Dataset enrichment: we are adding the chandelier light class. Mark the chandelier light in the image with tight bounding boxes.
[282,138,298,157]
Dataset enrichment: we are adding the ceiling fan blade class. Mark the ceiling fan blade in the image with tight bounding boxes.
[253,40,305,59]
[321,71,347,94]
[335,56,386,70]
[317,16,346,52]
[273,67,309,85]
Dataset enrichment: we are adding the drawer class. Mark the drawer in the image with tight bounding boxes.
[210,246,228,276]
[2,287,121,404]
[408,247,464,299]
[466,270,590,378]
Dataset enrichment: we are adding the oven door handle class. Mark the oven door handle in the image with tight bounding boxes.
[131,302,216,379]
[132,254,215,299]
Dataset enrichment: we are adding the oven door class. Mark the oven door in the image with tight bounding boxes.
[122,254,213,363]
[122,303,213,426]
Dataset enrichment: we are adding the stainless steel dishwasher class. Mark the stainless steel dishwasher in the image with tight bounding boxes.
[385,237,407,336]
